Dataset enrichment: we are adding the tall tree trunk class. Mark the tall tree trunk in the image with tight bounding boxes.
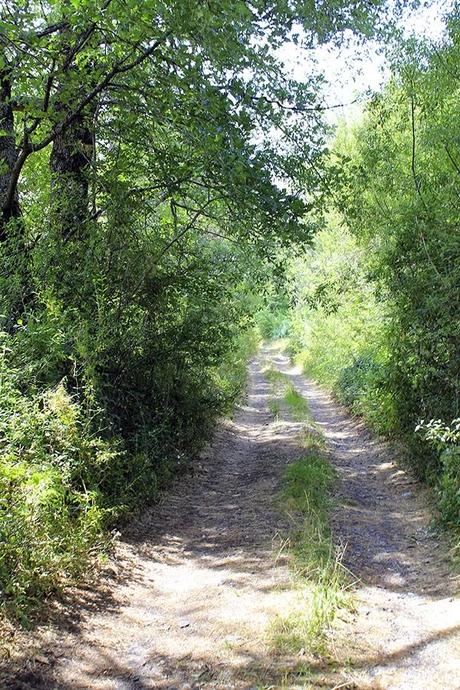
[50,102,94,242]
[49,3,94,244]
[0,67,20,241]
[0,65,34,325]
[47,14,96,311]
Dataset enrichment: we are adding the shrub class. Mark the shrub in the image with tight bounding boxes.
[0,346,107,617]
[416,419,460,530]
[0,274,258,618]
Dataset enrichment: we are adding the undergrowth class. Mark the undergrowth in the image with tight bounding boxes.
[0,325,258,622]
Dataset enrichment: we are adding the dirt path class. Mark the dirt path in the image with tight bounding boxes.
[3,347,460,689]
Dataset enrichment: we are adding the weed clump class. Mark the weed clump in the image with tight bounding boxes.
[272,406,350,655]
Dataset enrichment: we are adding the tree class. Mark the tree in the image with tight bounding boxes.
[0,1,399,270]
[0,63,20,239]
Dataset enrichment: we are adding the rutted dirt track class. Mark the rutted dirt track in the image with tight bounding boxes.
[3,346,460,689]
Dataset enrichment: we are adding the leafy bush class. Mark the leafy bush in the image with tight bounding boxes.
[285,26,460,529]
[416,419,460,530]
[213,329,260,413]
[256,306,291,340]
[0,461,103,619]
[287,220,394,434]
[335,355,397,434]
[0,249,258,618]
[0,346,107,617]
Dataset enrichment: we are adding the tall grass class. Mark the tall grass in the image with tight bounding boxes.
[284,384,310,422]
[267,376,350,656]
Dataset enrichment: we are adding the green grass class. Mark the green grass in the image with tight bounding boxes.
[262,359,350,656]
[284,383,310,421]
[264,365,289,387]
[264,364,310,423]
[268,399,281,418]
[271,416,350,657]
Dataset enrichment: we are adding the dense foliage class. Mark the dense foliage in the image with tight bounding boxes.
[286,17,460,532]
[0,0,397,617]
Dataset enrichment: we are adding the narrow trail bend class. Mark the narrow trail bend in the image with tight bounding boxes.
[4,347,460,690]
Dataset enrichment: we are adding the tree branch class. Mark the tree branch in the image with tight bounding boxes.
[445,144,460,177]
[3,31,172,214]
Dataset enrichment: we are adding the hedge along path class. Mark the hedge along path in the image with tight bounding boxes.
[3,344,460,689]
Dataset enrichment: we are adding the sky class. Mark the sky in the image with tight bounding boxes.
[277,0,454,124]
